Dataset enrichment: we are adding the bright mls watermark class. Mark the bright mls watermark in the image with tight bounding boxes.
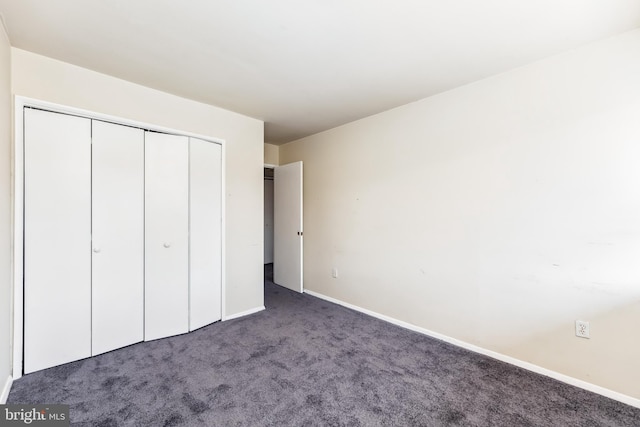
[0,405,69,426]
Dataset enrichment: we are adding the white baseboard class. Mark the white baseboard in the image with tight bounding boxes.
[222,305,265,322]
[1,375,12,404]
[304,289,640,409]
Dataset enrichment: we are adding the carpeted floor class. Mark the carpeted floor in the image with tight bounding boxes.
[8,265,640,426]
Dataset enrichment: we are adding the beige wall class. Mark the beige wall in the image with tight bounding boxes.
[11,48,265,318]
[281,29,640,399]
[264,143,279,166]
[0,22,12,397]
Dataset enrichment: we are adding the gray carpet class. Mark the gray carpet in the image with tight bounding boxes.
[8,265,640,426]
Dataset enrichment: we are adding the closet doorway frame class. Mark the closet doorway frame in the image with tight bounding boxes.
[12,96,227,380]
[263,163,276,267]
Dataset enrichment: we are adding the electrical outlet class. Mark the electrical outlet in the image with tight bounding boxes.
[331,267,338,279]
[575,320,590,339]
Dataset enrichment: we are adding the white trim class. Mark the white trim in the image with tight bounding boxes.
[0,375,12,404]
[298,162,303,293]
[13,96,227,379]
[220,140,227,322]
[264,163,277,169]
[16,97,225,145]
[304,289,640,409]
[12,97,24,380]
[222,306,265,321]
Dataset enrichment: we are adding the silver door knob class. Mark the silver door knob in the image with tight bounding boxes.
[163,242,171,248]
[93,248,101,253]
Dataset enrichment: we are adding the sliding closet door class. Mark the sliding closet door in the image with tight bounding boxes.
[24,108,91,373]
[145,132,189,340]
[92,121,144,355]
[189,138,222,331]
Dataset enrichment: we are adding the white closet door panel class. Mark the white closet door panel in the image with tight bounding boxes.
[145,132,189,340]
[24,108,91,373]
[92,121,144,355]
[189,138,222,331]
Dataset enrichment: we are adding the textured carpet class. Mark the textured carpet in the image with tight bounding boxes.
[8,265,640,426]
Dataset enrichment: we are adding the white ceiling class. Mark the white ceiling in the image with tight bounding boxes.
[1,1,639,144]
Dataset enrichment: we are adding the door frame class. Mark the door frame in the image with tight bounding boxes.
[263,164,276,266]
[12,96,226,379]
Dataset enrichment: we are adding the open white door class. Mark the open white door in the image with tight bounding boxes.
[274,161,303,292]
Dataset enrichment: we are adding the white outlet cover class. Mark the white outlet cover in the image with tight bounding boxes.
[575,320,590,339]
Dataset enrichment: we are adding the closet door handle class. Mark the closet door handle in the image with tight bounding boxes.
[163,242,171,248]
[93,247,101,253]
